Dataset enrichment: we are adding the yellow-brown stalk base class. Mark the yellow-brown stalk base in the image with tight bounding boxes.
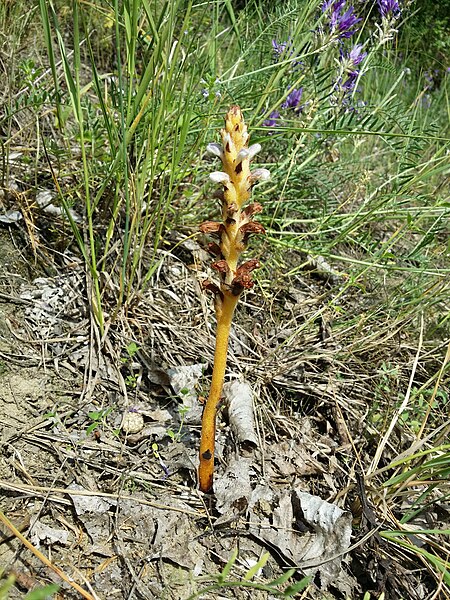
[198,292,239,493]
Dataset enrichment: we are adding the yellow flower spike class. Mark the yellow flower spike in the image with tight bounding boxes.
[198,106,269,493]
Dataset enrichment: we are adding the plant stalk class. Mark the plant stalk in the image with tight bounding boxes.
[197,105,269,493]
[198,292,239,493]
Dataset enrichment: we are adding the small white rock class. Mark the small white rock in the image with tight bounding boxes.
[121,411,144,434]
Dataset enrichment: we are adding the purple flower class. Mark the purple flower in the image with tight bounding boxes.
[336,42,367,96]
[336,44,366,94]
[347,43,367,67]
[424,70,433,83]
[262,110,280,129]
[377,0,401,19]
[323,1,362,39]
[272,39,289,56]
[281,88,303,110]
[272,39,297,60]
[341,70,360,92]
[333,6,362,38]
[271,39,303,70]
[421,94,431,109]
[321,0,345,12]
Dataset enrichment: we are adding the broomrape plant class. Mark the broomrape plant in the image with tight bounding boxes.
[198,106,269,493]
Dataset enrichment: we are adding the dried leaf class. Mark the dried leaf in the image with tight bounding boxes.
[167,363,207,424]
[249,489,355,593]
[30,521,70,547]
[68,483,116,516]
[36,190,82,223]
[214,455,253,521]
[223,380,258,448]
[0,210,23,224]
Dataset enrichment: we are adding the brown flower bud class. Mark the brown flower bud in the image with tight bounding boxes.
[236,259,260,275]
[239,221,266,236]
[230,276,253,296]
[229,259,260,296]
[242,203,263,219]
[212,259,230,274]
[237,221,266,248]
[207,242,222,257]
[199,221,224,236]
[202,279,224,301]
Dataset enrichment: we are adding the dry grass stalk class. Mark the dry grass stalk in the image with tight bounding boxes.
[0,509,98,600]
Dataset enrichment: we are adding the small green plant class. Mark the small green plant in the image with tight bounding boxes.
[124,374,138,389]
[398,387,448,433]
[0,571,59,600]
[167,403,190,442]
[187,549,311,599]
[86,407,112,436]
[123,341,140,361]
[120,342,141,389]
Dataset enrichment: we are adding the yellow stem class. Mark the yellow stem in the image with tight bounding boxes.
[198,292,239,492]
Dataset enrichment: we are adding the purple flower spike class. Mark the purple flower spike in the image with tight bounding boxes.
[322,1,362,40]
[377,0,401,19]
[321,0,345,12]
[272,39,293,58]
[262,110,280,129]
[336,44,366,98]
[281,88,303,110]
[271,38,303,71]
[333,6,362,38]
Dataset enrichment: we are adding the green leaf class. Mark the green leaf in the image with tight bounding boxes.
[24,584,59,599]
[88,411,102,421]
[126,341,140,357]
[218,548,238,582]
[86,422,99,435]
[243,552,270,581]
[267,568,297,587]
[0,574,16,600]
[283,576,312,596]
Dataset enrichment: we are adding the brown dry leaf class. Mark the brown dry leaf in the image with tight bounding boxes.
[149,511,205,571]
[30,521,70,547]
[267,440,324,478]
